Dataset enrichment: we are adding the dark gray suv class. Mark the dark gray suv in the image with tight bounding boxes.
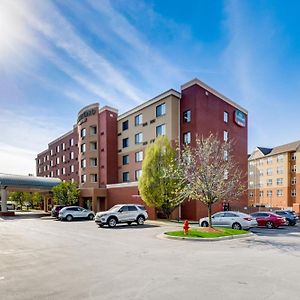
[274,210,298,226]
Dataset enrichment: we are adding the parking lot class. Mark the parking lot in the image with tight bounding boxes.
[0,217,300,300]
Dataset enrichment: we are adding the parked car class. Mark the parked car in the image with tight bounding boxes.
[58,206,95,221]
[95,204,148,228]
[274,210,298,226]
[51,205,66,218]
[250,212,286,228]
[0,201,15,211]
[199,211,258,230]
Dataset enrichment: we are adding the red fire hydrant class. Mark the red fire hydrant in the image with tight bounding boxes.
[183,220,190,235]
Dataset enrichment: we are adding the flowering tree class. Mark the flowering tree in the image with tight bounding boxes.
[177,134,245,227]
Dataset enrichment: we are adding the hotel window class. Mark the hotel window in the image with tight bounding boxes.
[267,157,272,164]
[267,179,272,186]
[56,145,60,153]
[135,169,142,181]
[267,168,272,176]
[259,181,263,188]
[70,152,74,160]
[259,191,264,197]
[183,110,191,123]
[277,190,283,197]
[267,191,273,197]
[292,177,296,185]
[183,132,191,145]
[57,169,60,176]
[62,168,66,175]
[258,159,264,166]
[43,166,46,172]
[62,143,65,150]
[50,171,54,177]
[81,174,86,183]
[249,171,254,176]
[50,149,53,156]
[259,170,264,176]
[90,158,97,167]
[135,151,143,162]
[81,159,86,168]
[292,165,297,172]
[47,165,50,171]
[135,132,143,144]
[156,103,166,117]
[122,120,129,131]
[81,143,86,153]
[249,181,254,188]
[224,131,228,142]
[276,178,283,185]
[90,141,97,151]
[224,170,228,180]
[224,150,228,161]
[291,189,296,197]
[90,174,97,183]
[90,125,97,135]
[291,152,296,160]
[50,160,53,167]
[43,156,46,163]
[123,172,129,182]
[249,192,254,197]
[80,128,86,138]
[122,138,129,148]
[62,155,66,163]
[156,124,166,137]
[71,178,75,183]
[56,157,60,164]
[224,111,228,123]
[277,154,284,162]
[277,166,283,174]
[123,155,129,165]
[135,114,143,126]
[70,165,74,173]
[47,155,49,161]
[70,138,74,147]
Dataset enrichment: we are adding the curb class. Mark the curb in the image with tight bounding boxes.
[158,232,254,242]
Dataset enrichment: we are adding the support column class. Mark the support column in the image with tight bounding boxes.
[1,188,8,212]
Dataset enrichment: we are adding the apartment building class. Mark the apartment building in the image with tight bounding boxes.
[248,141,300,214]
[36,78,248,220]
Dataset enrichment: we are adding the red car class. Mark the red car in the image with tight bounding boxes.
[250,212,286,228]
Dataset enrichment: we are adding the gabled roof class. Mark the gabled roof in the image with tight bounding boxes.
[257,147,272,155]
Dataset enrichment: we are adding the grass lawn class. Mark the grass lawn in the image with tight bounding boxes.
[165,228,249,238]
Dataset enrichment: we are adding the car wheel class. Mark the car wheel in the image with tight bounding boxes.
[108,217,117,228]
[98,224,104,228]
[137,215,145,225]
[266,221,274,229]
[66,215,73,222]
[88,214,94,220]
[290,221,296,226]
[127,222,132,226]
[201,221,209,227]
[232,222,242,230]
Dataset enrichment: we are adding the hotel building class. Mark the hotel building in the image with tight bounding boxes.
[248,141,300,214]
[36,78,248,220]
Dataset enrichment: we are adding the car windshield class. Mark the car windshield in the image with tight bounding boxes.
[108,205,122,212]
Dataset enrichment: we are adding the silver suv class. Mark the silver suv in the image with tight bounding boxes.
[95,204,148,228]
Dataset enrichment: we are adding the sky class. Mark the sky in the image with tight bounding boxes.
[1,0,300,175]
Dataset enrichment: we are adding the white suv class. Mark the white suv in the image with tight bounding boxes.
[95,204,148,227]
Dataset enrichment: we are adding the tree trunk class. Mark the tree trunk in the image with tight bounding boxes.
[208,204,212,228]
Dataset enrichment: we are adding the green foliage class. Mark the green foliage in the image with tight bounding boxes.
[138,136,184,218]
[31,192,43,208]
[9,192,31,209]
[52,182,80,205]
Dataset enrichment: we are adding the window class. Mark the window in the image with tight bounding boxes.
[128,206,138,212]
[224,131,228,142]
[292,177,296,185]
[50,160,53,167]
[47,155,49,161]
[135,114,143,126]
[90,126,97,135]
[80,128,86,138]
[259,191,264,197]
[90,174,97,183]
[122,138,129,148]
[249,192,254,197]
[258,159,264,166]
[70,152,74,160]
[123,172,129,182]
[135,169,142,180]
[123,155,129,165]
[62,168,66,175]
[81,143,86,153]
[70,165,74,173]
[267,157,272,164]
[156,124,166,137]
[156,103,166,117]
[70,138,74,146]
[277,166,283,174]
[50,149,53,156]
[71,178,75,183]
[183,132,191,145]
[249,171,254,176]
[183,110,191,123]
[267,191,272,197]
[249,181,254,188]
[224,170,228,180]
[43,156,46,163]
[224,111,228,123]
[57,169,60,176]
[90,141,97,151]
[81,159,86,168]
[62,155,66,163]
[56,157,60,164]
[259,170,264,176]
[291,152,296,160]
[291,189,296,197]
[122,120,129,131]
[135,132,143,144]
[259,181,263,188]
[276,178,283,185]
[277,190,283,197]
[90,158,97,167]
[135,151,143,162]
[62,143,65,150]
[81,174,87,183]
[267,168,272,176]
[292,165,297,172]
[50,171,54,177]
[277,154,284,162]
[56,145,60,153]
[267,179,272,186]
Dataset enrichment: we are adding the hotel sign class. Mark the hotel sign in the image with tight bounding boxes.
[234,110,246,127]
[77,108,97,123]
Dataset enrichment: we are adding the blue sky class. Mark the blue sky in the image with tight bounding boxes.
[1,0,300,175]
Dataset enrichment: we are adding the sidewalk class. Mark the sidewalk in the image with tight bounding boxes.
[0,210,50,220]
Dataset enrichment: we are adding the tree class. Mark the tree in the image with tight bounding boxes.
[31,192,43,208]
[138,136,184,219]
[8,192,31,209]
[52,182,80,205]
[177,134,245,227]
